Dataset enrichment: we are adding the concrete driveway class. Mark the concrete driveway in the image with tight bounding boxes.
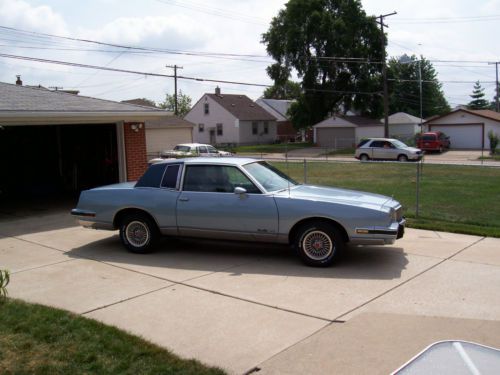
[1,210,499,374]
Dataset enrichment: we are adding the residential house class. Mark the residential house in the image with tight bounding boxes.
[256,98,297,141]
[423,108,500,149]
[185,87,277,145]
[313,115,384,148]
[0,80,174,205]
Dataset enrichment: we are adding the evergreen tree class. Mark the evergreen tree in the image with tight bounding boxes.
[468,81,490,110]
[490,86,499,111]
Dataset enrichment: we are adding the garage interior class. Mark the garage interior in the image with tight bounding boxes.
[0,123,118,209]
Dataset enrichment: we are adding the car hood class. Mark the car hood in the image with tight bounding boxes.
[401,147,421,153]
[273,184,398,210]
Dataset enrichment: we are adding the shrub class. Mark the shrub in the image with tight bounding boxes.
[0,269,10,301]
[488,130,499,155]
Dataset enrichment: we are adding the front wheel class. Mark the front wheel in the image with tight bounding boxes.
[119,214,159,253]
[398,154,408,162]
[294,222,345,267]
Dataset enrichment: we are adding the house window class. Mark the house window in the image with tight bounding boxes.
[198,123,204,132]
[252,121,258,135]
[204,103,209,115]
[263,121,269,134]
[216,123,223,136]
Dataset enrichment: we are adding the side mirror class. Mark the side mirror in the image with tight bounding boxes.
[234,187,247,195]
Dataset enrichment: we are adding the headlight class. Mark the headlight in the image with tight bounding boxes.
[389,208,397,221]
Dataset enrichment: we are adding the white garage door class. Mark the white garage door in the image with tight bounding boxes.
[430,124,482,149]
[146,127,192,156]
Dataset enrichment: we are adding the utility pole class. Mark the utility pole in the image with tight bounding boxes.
[166,64,183,115]
[377,11,397,138]
[489,61,499,112]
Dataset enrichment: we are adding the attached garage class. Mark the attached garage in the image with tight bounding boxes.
[429,124,483,149]
[0,81,172,208]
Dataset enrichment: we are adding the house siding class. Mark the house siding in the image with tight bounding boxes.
[238,120,278,145]
[123,122,147,181]
[185,95,239,144]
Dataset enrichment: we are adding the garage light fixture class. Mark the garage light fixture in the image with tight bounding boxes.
[130,123,143,132]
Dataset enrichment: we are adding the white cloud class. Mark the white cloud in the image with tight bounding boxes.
[0,0,68,35]
[79,15,213,50]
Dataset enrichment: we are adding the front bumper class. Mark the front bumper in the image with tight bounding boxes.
[351,218,406,245]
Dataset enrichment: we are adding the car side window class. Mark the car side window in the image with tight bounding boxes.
[183,165,260,193]
[161,164,181,189]
[207,146,218,154]
[370,141,385,148]
[198,146,208,154]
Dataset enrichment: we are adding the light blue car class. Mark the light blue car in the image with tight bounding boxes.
[71,158,405,267]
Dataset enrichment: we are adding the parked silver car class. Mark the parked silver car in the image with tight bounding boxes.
[355,138,423,162]
[71,158,405,267]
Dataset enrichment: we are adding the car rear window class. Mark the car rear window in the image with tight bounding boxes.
[356,139,370,148]
[161,164,181,189]
[135,163,167,188]
[422,135,436,141]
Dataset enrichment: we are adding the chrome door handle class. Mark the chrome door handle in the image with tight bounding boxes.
[179,197,190,202]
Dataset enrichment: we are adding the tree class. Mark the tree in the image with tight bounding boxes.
[263,80,302,100]
[387,54,450,118]
[490,85,499,111]
[262,0,383,129]
[158,90,192,117]
[468,81,490,110]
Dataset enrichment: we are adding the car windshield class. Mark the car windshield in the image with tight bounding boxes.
[243,161,298,192]
[174,145,191,152]
[391,140,408,149]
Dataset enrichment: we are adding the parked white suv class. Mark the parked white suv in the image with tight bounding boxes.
[355,138,423,162]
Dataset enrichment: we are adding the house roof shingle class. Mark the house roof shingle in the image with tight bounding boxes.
[256,98,294,122]
[207,93,276,121]
[0,82,166,113]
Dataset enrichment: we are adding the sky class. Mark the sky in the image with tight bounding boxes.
[0,0,499,109]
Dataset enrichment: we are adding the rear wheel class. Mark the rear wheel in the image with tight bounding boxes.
[119,213,159,253]
[360,154,370,161]
[397,154,408,162]
[293,221,345,267]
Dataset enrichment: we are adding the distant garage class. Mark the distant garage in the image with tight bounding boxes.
[429,124,483,149]
[0,81,174,207]
[425,108,500,150]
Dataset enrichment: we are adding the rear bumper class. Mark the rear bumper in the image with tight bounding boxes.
[71,209,114,230]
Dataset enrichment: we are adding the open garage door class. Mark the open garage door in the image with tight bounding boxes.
[0,124,119,202]
[430,124,483,149]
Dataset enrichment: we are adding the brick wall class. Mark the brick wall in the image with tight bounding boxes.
[123,122,147,181]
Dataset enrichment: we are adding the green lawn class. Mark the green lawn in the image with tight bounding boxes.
[272,161,500,237]
[0,299,225,375]
[229,142,312,154]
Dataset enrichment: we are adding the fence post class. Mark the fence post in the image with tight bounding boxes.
[415,160,420,218]
[303,159,307,184]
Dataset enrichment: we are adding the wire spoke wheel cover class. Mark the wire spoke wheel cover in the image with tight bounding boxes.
[125,220,150,247]
[302,230,334,260]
